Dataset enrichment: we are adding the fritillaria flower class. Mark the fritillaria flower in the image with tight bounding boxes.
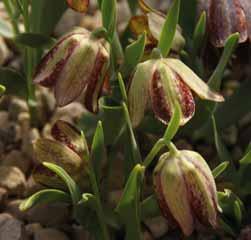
[129,0,185,53]
[198,0,251,47]
[33,28,110,113]
[33,120,89,188]
[128,58,224,127]
[153,148,221,236]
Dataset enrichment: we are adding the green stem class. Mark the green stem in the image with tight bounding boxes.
[2,0,19,35]
[111,32,124,66]
[88,165,110,240]
[22,0,37,125]
[143,138,165,168]
[167,142,179,156]
[122,102,142,163]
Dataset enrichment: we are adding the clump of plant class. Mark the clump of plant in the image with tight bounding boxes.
[0,0,251,239]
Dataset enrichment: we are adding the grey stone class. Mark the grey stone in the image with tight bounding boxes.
[0,213,27,240]
[0,187,8,209]
[5,200,27,220]
[2,150,32,175]
[25,223,43,238]
[8,98,28,121]
[0,166,26,196]
[34,228,69,240]
[26,203,70,227]
[144,216,169,239]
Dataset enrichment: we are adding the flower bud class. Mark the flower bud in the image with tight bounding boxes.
[33,28,110,113]
[128,58,224,127]
[33,120,89,188]
[198,0,250,47]
[153,149,221,236]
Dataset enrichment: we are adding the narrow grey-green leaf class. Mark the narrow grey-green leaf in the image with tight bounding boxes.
[91,121,106,183]
[122,102,142,164]
[124,32,146,74]
[233,200,242,226]
[192,11,206,57]
[15,33,55,49]
[30,0,67,35]
[0,67,27,98]
[239,149,251,165]
[116,164,145,240]
[20,189,70,211]
[158,0,180,57]
[141,195,160,219]
[208,33,239,91]
[43,162,81,205]
[118,73,128,103]
[212,161,229,179]
[101,0,117,40]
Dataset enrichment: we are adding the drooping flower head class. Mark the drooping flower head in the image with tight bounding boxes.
[198,0,251,47]
[128,58,224,127]
[33,28,110,113]
[33,120,89,188]
[153,148,221,236]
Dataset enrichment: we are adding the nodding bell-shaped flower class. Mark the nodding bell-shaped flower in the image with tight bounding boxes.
[33,120,89,188]
[153,146,221,236]
[128,57,224,127]
[33,28,110,113]
[198,0,251,47]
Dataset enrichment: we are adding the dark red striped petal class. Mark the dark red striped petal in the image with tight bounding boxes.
[153,172,179,228]
[240,0,251,41]
[149,70,172,124]
[83,49,109,113]
[51,120,88,157]
[174,72,195,121]
[33,38,79,87]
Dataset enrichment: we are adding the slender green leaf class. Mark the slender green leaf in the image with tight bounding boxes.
[91,121,106,182]
[0,67,27,98]
[74,193,103,239]
[0,18,14,38]
[158,0,180,57]
[123,32,146,74]
[122,103,142,164]
[20,189,70,211]
[219,218,236,237]
[127,0,138,14]
[141,195,160,219]
[182,33,240,137]
[15,33,55,48]
[163,102,181,142]
[239,149,251,165]
[192,11,206,57]
[116,164,145,240]
[43,162,81,205]
[0,85,5,96]
[212,116,232,163]
[101,0,117,40]
[30,0,67,34]
[233,200,242,226]
[208,33,239,91]
[212,162,229,179]
[118,73,128,103]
